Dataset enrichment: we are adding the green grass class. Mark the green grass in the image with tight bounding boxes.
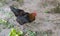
[0,18,14,29]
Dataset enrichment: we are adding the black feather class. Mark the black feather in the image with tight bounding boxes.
[10,6,35,25]
[10,6,24,16]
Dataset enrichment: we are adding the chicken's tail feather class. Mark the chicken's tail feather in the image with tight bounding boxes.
[10,6,20,16]
[10,6,25,16]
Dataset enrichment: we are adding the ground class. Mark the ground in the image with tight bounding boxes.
[0,0,60,36]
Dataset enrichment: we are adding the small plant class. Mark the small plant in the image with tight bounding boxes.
[9,28,23,36]
[25,30,36,36]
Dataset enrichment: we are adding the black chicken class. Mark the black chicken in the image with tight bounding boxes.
[10,6,36,25]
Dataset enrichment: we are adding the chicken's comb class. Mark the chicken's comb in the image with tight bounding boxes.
[33,11,37,16]
[32,10,37,16]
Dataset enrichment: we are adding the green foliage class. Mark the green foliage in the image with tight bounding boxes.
[9,28,23,36]
[25,30,36,36]
[0,19,14,29]
[0,19,7,24]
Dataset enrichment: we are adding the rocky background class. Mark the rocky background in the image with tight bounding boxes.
[0,0,60,36]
